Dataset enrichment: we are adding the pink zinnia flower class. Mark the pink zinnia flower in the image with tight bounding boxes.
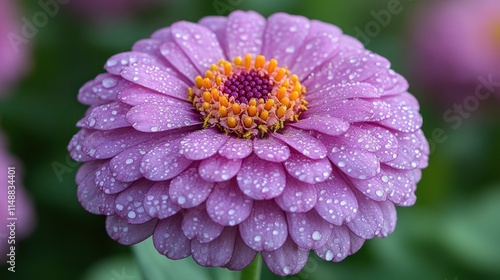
[0,132,35,261]
[70,11,428,276]
[412,0,500,105]
[0,0,28,95]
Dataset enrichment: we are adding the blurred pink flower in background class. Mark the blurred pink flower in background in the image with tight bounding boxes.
[0,0,29,95]
[412,0,500,106]
[0,132,35,261]
[67,0,162,22]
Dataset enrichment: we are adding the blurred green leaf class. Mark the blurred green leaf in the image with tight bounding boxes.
[83,255,141,280]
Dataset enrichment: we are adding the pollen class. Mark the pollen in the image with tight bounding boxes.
[188,54,307,138]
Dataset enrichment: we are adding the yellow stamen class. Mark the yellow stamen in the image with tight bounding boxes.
[248,105,257,117]
[260,110,269,121]
[255,55,265,69]
[289,91,299,101]
[244,54,252,69]
[202,78,211,89]
[205,70,213,79]
[203,91,212,102]
[202,102,211,110]
[219,106,227,117]
[195,76,203,88]
[219,96,229,107]
[244,117,253,128]
[227,117,237,128]
[249,98,257,107]
[268,59,278,73]
[275,68,286,81]
[276,105,287,118]
[234,56,243,66]
[281,97,290,107]
[265,99,274,111]
[277,87,287,101]
[232,103,241,115]
[224,63,232,76]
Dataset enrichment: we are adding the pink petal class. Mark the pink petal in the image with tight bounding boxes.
[236,155,286,200]
[94,162,131,194]
[309,82,380,102]
[349,231,366,254]
[384,166,418,206]
[239,201,288,251]
[361,125,399,162]
[284,153,332,184]
[348,170,394,201]
[262,237,309,276]
[169,167,215,208]
[78,73,131,105]
[290,115,349,136]
[378,93,423,133]
[314,225,351,262]
[153,214,191,260]
[106,215,157,245]
[198,154,242,182]
[171,21,225,73]
[121,63,189,100]
[77,102,131,130]
[291,34,341,79]
[160,41,200,81]
[105,52,168,76]
[191,227,237,267]
[385,132,424,170]
[262,13,310,67]
[126,103,201,133]
[253,136,290,162]
[314,170,358,225]
[328,146,380,180]
[77,163,102,215]
[143,181,181,219]
[226,10,266,59]
[346,192,384,239]
[180,129,228,160]
[110,140,157,182]
[377,200,397,237]
[181,207,224,243]
[141,136,193,181]
[98,192,117,216]
[82,128,155,160]
[218,137,253,159]
[287,210,332,250]
[275,176,317,213]
[118,85,181,106]
[132,38,162,54]
[206,180,253,226]
[115,180,154,224]
[198,16,228,56]
[68,129,94,162]
[272,128,327,159]
[225,234,257,270]
[306,98,375,123]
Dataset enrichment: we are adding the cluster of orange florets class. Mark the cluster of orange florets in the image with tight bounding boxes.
[188,54,308,138]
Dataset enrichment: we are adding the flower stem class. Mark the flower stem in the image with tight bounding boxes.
[240,253,262,280]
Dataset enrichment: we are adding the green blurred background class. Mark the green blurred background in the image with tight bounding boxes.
[1,0,500,279]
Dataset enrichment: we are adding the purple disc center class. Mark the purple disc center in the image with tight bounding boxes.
[221,70,273,104]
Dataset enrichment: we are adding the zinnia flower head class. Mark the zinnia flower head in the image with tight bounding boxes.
[0,0,28,95]
[70,10,428,276]
[0,132,35,260]
[412,0,500,105]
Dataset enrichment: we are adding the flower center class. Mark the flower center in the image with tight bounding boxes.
[189,54,307,138]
